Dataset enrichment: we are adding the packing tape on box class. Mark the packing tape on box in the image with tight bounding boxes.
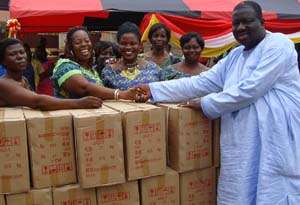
[43,112,54,142]
[0,111,11,193]
[193,112,201,169]
[0,109,5,138]
[157,174,166,189]
[152,175,167,201]
[96,118,109,184]
[68,187,80,203]
[0,195,5,205]
[50,173,59,187]
[142,111,150,177]
[116,183,126,192]
[187,110,200,170]
[115,183,127,202]
[25,192,35,205]
[1,175,11,193]
[43,112,60,186]
[100,166,109,185]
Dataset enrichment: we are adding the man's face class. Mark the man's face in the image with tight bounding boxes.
[232,6,265,50]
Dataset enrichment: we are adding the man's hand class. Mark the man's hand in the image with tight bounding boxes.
[178,98,204,113]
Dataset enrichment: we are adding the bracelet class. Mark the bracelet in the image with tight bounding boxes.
[114,89,120,100]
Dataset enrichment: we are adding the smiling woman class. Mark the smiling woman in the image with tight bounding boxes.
[0,38,102,110]
[101,21,187,90]
[168,32,208,75]
[52,26,138,100]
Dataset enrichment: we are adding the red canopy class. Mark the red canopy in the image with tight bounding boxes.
[9,0,108,32]
[9,0,300,33]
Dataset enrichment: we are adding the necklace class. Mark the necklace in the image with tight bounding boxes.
[124,61,139,73]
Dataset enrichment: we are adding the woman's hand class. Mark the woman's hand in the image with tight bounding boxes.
[75,96,103,108]
[119,86,150,103]
[119,88,137,101]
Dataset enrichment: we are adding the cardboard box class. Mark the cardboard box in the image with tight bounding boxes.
[53,184,97,205]
[0,108,30,194]
[141,167,179,205]
[104,101,166,181]
[180,168,215,205]
[0,195,4,205]
[212,119,220,168]
[6,188,52,205]
[97,181,139,205]
[160,104,212,173]
[71,107,125,188]
[24,109,77,188]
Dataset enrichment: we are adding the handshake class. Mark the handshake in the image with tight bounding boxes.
[121,84,152,103]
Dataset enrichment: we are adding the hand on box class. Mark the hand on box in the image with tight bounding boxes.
[179,98,203,112]
[76,96,103,108]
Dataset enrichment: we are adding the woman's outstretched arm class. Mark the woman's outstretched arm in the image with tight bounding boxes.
[0,79,102,110]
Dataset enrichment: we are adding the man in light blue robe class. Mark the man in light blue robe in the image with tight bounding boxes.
[136,1,300,204]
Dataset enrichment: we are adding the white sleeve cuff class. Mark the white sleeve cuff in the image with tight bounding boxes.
[200,94,221,119]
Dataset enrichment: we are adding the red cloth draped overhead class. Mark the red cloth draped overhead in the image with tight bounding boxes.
[10,0,108,33]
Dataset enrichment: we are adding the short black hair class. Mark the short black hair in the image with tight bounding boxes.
[234,1,263,23]
[117,22,141,42]
[148,23,171,42]
[94,41,121,59]
[180,32,205,49]
[0,38,21,64]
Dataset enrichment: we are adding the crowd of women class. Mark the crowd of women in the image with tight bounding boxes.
[0,21,207,110]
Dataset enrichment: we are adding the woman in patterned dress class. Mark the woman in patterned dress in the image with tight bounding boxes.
[101,22,186,90]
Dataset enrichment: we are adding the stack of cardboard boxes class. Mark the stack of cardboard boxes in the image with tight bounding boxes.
[0,108,30,195]
[0,101,220,204]
[159,104,215,205]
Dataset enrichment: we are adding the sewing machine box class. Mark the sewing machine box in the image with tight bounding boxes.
[0,108,30,194]
[140,167,179,205]
[71,107,125,188]
[180,167,216,205]
[6,188,52,205]
[104,101,166,181]
[53,184,97,205]
[23,109,77,189]
[159,104,212,173]
[97,181,139,205]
